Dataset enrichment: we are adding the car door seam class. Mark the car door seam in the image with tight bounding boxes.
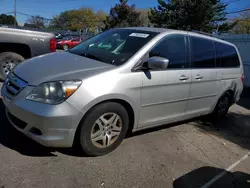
[141,98,189,107]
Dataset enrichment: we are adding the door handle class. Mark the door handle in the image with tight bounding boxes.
[179,75,189,81]
[195,74,203,80]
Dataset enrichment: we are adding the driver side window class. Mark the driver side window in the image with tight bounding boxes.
[149,34,188,69]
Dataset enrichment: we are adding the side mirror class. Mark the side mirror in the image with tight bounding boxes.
[147,56,169,70]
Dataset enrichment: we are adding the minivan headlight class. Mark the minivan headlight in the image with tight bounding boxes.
[26,80,82,104]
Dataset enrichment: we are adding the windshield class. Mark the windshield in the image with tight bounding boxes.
[69,29,158,66]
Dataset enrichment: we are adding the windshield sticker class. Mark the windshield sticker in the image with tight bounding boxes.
[129,33,149,38]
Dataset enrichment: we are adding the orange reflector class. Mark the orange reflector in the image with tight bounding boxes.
[65,88,77,97]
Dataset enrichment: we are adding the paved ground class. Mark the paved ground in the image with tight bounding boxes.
[0,83,250,188]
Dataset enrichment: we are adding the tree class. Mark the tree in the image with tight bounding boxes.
[68,8,96,31]
[137,9,152,27]
[95,10,107,32]
[149,0,235,33]
[0,14,18,26]
[26,15,46,28]
[104,0,142,30]
[231,11,250,34]
[216,21,238,34]
[49,11,71,30]
[49,8,106,33]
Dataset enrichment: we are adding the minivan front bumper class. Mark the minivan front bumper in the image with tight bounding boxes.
[2,86,83,148]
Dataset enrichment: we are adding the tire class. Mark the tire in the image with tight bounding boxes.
[63,44,69,51]
[79,102,129,156]
[212,93,230,119]
[0,52,25,81]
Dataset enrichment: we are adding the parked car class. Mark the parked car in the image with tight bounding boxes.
[57,37,82,51]
[0,27,56,80]
[1,27,244,156]
[54,32,63,40]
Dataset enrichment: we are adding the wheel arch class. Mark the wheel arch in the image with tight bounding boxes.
[211,89,235,113]
[73,97,137,145]
[0,43,31,59]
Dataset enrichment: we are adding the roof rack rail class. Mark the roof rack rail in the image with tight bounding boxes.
[191,30,212,36]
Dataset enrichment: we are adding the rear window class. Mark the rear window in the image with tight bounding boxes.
[215,42,240,68]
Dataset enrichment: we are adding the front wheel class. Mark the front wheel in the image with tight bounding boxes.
[79,102,129,156]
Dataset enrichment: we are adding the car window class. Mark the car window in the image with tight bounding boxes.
[149,34,187,69]
[215,42,240,68]
[69,29,158,66]
[190,36,215,68]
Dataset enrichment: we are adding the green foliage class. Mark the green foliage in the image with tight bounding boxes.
[49,8,107,32]
[149,0,233,33]
[49,11,71,30]
[216,21,238,34]
[0,14,18,26]
[104,0,142,30]
[231,11,250,34]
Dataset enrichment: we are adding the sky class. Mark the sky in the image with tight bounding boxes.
[0,0,250,25]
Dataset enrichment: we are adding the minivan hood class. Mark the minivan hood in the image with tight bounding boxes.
[13,52,114,85]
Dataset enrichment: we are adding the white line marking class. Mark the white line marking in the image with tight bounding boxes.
[201,152,250,188]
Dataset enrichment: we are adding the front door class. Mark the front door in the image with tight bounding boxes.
[139,34,191,128]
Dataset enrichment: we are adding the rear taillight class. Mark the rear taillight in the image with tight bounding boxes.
[50,38,56,52]
[241,74,244,83]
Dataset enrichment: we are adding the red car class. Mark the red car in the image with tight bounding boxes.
[57,37,82,51]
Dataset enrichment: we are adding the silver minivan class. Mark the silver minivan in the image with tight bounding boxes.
[1,27,244,156]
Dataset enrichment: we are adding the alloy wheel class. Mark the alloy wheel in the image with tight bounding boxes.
[91,113,123,148]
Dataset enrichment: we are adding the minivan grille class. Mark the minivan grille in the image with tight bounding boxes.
[4,73,28,98]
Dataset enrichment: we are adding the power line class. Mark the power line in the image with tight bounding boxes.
[227,8,250,14]
[3,11,52,20]
[224,0,241,4]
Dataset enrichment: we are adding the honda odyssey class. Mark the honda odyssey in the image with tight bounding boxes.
[1,27,244,156]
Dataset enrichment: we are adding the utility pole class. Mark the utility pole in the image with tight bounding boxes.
[14,0,16,26]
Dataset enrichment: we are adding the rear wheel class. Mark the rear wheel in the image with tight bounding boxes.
[212,94,230,118]
[0,52,24,81]
[79,102,129,156]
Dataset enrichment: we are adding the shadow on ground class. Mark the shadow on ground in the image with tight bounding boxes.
[173,166,250,188]
[193,96,250,151]
[237,88,250,110]
[0,99,56,157]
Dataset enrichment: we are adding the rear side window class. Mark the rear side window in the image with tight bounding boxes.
[215,42,240,68]
[190,36,215,68]
[149,34,187,69]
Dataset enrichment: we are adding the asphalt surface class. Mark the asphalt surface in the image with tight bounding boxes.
[0,83,250,188]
